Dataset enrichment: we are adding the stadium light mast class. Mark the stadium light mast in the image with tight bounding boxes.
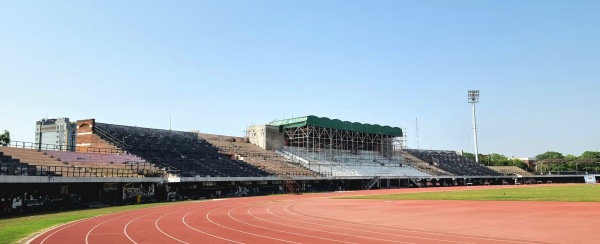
[468,90,480,163]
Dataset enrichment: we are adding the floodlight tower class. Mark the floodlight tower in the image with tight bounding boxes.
[468,90,480,163]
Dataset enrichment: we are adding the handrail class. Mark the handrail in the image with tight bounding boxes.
[5,141,74,151]
[94,126,129,149]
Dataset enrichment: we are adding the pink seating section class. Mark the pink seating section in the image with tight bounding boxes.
[45,151,145,164]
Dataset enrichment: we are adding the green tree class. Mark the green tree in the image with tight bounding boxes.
[580,151,600,159]
[463,152,475,160]
[0,130,10,146]
[564,154,578,161]
[535,151,564,161]
[509,158,528,170]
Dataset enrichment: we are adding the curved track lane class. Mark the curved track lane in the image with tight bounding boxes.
[28,186,600,244]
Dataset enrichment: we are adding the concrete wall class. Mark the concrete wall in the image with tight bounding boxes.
[246,125,284,150]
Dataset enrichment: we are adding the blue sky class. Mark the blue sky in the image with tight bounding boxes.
[1,1,599,157]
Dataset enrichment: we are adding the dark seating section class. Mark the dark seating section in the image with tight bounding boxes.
[94,123,272,177]
[0,151,29,175]
[405,149,502,176]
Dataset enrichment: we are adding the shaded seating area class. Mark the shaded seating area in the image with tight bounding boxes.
[95,123,272,177]
[405,149,502,176]
[280,147,431,177]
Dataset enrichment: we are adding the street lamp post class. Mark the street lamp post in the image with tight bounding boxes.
[468,90,480,163]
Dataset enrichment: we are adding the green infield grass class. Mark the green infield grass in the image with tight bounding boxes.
[0,201,193,244]
[343,184,600,202]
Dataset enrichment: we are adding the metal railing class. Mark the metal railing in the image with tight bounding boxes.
[6,141,74,151]
[94,126,129,149]
[85,147,125,154]
[4,141,124,154]
[0,164,166,177]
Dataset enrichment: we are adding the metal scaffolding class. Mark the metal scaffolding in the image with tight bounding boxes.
[282,125,398,160]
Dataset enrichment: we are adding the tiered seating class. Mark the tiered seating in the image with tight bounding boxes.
[405,149,502,176]
[0,151,30,175]
[0,147,65,167]
[45,151,145,164]
[44,150,160,176]
[396,150,452,176]
[95,123,272,177]
[204,134,321,177]
[0,147,158,177]
[280,147,430,177]
[488,166,534,176]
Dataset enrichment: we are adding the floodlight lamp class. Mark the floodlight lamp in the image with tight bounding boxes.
[468,90,479,103]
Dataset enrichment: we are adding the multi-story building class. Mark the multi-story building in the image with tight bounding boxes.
[34,118,77,151]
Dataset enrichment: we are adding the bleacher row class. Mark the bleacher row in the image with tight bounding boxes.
[487,166,534,176]
[204,135,321,177]
[0,147,158,177]
[2,121,522,178]
[0,150,28,175]
[94,123,272,177]
[404,149,502,176]
[279,147,431,177]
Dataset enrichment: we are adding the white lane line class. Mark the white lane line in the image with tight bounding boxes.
[226,203,358,244]
[155,207,199,244]
[204,203,301,244]
[36,220,85,244]
[182,204,245,244]
[283,201,536,244]
[124,204,201,244]
[280,201,473,244]
[154,211,188,244]
[85,211,142,244]
[250,203,415,244]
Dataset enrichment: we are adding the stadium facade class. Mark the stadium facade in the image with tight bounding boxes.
[0,116,594,216]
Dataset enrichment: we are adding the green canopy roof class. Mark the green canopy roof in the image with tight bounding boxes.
[268,115,402,137]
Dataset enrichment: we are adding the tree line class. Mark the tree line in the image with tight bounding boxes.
[534,151,600,173]
[462,152,529,170]
[463,150,600,173]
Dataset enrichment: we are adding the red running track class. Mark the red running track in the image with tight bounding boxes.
[27,185,600,244]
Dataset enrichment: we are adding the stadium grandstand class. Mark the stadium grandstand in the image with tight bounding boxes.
[256,116,430,178]
[0,116,596,216]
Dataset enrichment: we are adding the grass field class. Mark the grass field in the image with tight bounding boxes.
[0,201,193,244]
[344,184,600,202]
